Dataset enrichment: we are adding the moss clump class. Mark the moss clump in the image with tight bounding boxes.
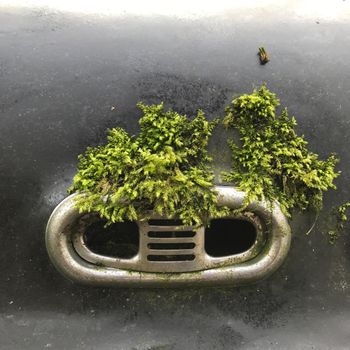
[328,202,350,243]
[222,85,340,216]
[69,102,229,226]
[69,85,341,232]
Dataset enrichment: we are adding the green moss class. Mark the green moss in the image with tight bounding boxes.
[327,201,350,243]
[69,102,229,226]
[336,202,350,223]
[222,85,340,217]
[69,85,341,234]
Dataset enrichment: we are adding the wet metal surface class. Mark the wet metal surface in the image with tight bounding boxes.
[1,2,350,349]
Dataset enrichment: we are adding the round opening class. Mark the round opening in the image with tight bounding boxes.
[84,220,139,259]
[205,219,257,257]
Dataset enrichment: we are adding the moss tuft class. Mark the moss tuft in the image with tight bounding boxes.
[328,202,350,243]
[69,102,229,226]
[222,85,340,217]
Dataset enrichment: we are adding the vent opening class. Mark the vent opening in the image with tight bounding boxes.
[148,243,195,250]
[84,220,139,259]
[147,255,195,262]
[148,231,195,238]
[205,219,257,257]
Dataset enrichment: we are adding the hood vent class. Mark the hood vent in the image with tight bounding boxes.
[46,186,291,287]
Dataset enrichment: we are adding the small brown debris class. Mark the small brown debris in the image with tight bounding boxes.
[258,47,269,65]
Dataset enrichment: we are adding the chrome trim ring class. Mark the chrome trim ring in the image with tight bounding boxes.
[45,186,291,287]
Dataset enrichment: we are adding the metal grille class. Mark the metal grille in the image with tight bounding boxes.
[138,221,205,272]
[47,187,291,285]
[72,214,265,273]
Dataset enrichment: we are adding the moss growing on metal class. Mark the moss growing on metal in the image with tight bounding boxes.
[69,85,340,232]
[328,202,350,243]
[69,102,229,226]
[222,85,340,217]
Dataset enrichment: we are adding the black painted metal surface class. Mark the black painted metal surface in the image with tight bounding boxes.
[1,3,350,349]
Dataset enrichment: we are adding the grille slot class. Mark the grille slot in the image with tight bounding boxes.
[148,231,195,238]
[147,255,196,262]
[147,237,195,243]
[147,243,195,250]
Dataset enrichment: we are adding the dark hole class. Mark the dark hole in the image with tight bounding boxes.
[205,219,257,257]
[147,255,195,261]
[148,219,184,226]
[148,243,195,250]
[84,220,139,259]
[148,231,195,238]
